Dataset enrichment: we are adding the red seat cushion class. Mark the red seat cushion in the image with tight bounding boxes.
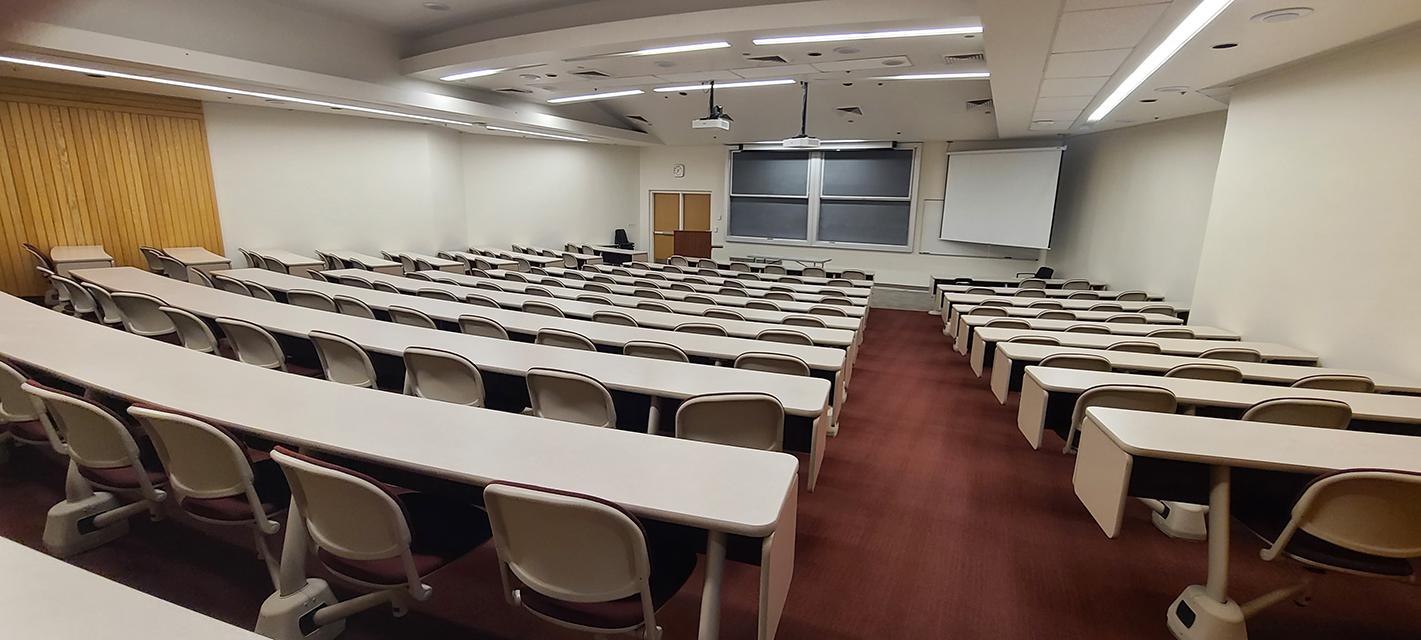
[179,459,289,522]
[80,464,168,490]
[1238,509,1414,577]
[285,362,325,378]
[520,533,697,630]
[316,492,491,585]
[7,419,49,444]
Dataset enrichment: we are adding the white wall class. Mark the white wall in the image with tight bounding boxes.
[463,135,640,249]
[205,102,467,262]
[1190,27,1421,378]
[1048,111,1227,303]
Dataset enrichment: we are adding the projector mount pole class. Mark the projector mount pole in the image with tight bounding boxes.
[707,80,715,115]
[798,81,809,138]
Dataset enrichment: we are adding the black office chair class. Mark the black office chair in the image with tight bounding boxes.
[1016,266,1054,279]
[612,229,634,250]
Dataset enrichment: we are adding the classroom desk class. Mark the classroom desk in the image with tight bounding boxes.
[163,247,232,283]
[326,269,864,334]
[741,254,829,268]
[590,245,647,264]
[0,293,797,640]
[625,261,868,286]
[954,315,1237,355]
[941,292,1190,323]
[932,274,1107,290]
[945,305,1183,339]
[0,537,266,639]
[969,328,1317,377]
[397,252,464,273]
[936,284,1161,301]
[49,245,114,276]
[987,342,1421,402]
[524,267,871,304]
[472,248,564,269]
[322,250,403,275]
[577,265,873,297]
[670,259,875,281]
[249,249,323,278]
[442,251,518,271]
[1073,407,1421,639]
[522,246,603,267]
[1018,368,1421,450]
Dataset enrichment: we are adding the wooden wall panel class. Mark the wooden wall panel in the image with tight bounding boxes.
[0,77,222,297]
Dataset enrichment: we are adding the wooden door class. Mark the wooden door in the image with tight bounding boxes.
[651,192,712,261]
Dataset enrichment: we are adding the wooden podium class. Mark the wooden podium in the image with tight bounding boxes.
[673,230,713,259]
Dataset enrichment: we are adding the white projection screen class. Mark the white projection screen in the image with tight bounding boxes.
[940,147,1064,249]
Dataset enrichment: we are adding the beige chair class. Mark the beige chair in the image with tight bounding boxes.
[1147,328,1195,339]
[966,306,1008,318]
[820,297,855,307]
[78,283,124,328]
[247,282,279,302]
[842,269,868,281]
[675,322,727,337]
[1019,278,1047,289]
[156,255,190,280]
[676,393,784,452]
[576,294,614,306]
[978,299,1013,307]
[1065,323,1111,334]
[504,271,529,283]
[159,306,223,355]
[764,291,795,302]
[683,294,717,305]
[1201,347,1263,363]
[728,262,751,273]
[1138,305,1176,317]
[582,282,614,294]
[1106,314,1148,324]
[763,264,787,275]
[333,295,376,319]
[734,352,810,377]
[129,406,286,588]
[521,300,565,318]
[1243,398,1352,429]
[482,481,695,640]
[826,279,854,288]
[1040,353,1112,371]
[719,287,748,297]
[1067,291,1099,300]
[110,292,179,341]
[704,308,745,321]
[1165,363,1244,382]
[757,328,814,345]
[525,368,616,428]
[339,275,375,289]
[525,286,557,298]
[417,288,461,302]
[1060,279,1091,290]
[287,289,337,313]
[623,341,688,362]
[1115,290,1148,301]
[213,274,253,296]
[1064,384,1177,454]
[637,301,674,313]
[458,314,510,340]
[0,360,63,453]
[1106,341,1162,354]
[634,288,666,300]
[1088,303,1124,313]
[50,275,99,320]
[1014,289,1047,298]
[983,318,1032,329]
[535,328,596,351]
[402,347,485,407]
[965,287,996,295]
[1027,300,1064,310]
[808,305,848,317]
[591,310,638,326]
[138,246,167,273]
[460,293,498,308]
[783,315,826,328]
[1008,335,1060,346]
[389,305,438,329]
[1291,374,1376,393]
[475,280,505,292]
[633,279,660,289]
[215,317,322,376]
[190,269,219,288]
[309,331,379,389]
[745,300,782,311]
[801,267,826,278]
[1037,310,1075,321]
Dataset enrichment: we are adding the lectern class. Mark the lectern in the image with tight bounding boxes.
[673,230,713,259]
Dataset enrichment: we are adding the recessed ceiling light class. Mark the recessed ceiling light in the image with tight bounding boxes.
[753,26,983,46]
[547,89,644,104]
[879,72,989,80]
[1212,43,1238,49]
[1251,7,1313,23]
[440,68,502,81]
[632,41,731,56]
[1156,85,1189,93]
[485,125,588,142]
[653,79,795,92]
[655,61,676,68]
[423,2,449,10]
[1087,0,1235,122]
[1032,119,1054,125]
[518,74,540,80]
[834,47,860,55]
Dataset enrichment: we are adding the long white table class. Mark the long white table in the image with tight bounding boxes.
[933,274,1106,290]
[470,247,562,268]
[164,247,232,283]
[0,292,796,640]
[945,306,1183,339]
[954,315,1237,355]
[1074,407,1421,639]
[441,251,518,271]
[987,342,1421,402]
[321,250,402,275]
[248,249,323,278]
[969,327,1318,377]
[630,261,871,285]
[941,292,1189,322]
[589,245,648,264]
[1018,367,1421,450]
[491,268,869,307]
[49,245,115,276]
[396,252,464,273]
[936,283,1160,300]
[572,265,873,297]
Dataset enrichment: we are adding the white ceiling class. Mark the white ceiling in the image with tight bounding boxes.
[263,0,600,37]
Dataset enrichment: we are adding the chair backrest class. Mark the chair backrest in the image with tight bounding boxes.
[633,287,665,300]
[1138,305,1176,317]
[1034,267,1054,278]
[736,272,760,281]
[574,294,613,306]
[1061,279,1090,290]
[212,274,252,296]
[402,347,485,407]
[782,314,826,328]
[247,282,278,302]
[535,328,596,351]
[1067,291,1099,300]
[1147,328,1195,339]
[677,393,784,452]
[22,242,54,270]
[475,280,505,292]
[1291,374,1376,393]
[464,293,501,308]
[52,275,97,316]
[504,271,529,283]
[841,269,868,281]
[704,308,745,321]
[1064,323,1111,334]
[525,368,616,428]
[756,328,814,345]
[965,287,996,295]
[159,306,220,354]
[591,310,638,326]
[415,258,438,273]
[684,294,716,305]
[0,360,44,427]
[636,301,673,313]
[1027,300,1064,310]
[978,299,1012,307]
[525,285,557,297]
[111,292,178,337]
[215,317,287,370]
[807,305,848,317]
[389,305,438,329]
[129,406,270,524]
[745,300,781,311]
[1106,340,1162,354]
[728,262,751,272]
[397,254,417,273]
[287,289,337,312]
[521,300,565,318]
[764,291,793,301]
[316,251,343,271]
[820,296,854,307]
[1019,278,1047,289]
[1088,303,1124,312]
[1070,384,1177,434]
[983,318,1032,330]
[623,341,688,362]
[1014,288,1046,298]
[308,331,376,388]
[333,295,376,319]
[718,287,748,297]
[1200,347,1263,363]
[415,288,460,302]
[190,269,218,288]
[1008,335,1060,346]
[762,264,787,275]
[562,271,586,281]
[1264,470,1421,563]
[563,254,579,268]
[1242,398,1352,429]
[339,275,375,289]
[81,283,124,325]
[582,282,613,294]
[405,272,435,282]
[734,352,810,377]
[1165,363,1244,382]
[514,257,531,272]
[1039,353,1112,371]
[966,306,1008,317]
[23,383,158,495]
[138,246,167,272]
[458,314,510,340]
[633,279,659,289]
[675,322,728,337]
[1115,290,1148,301]
[156,255,189,280]
[474,257,495,271]
[1106,314,1147,324]
[1037,310,1075,321]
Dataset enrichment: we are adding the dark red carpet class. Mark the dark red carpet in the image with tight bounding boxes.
[2,309,1418,639]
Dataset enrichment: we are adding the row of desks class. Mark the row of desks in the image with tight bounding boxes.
[0,291,796,640]
[648,260,874,283]
[931,274,1106,290]
[940,291,1189,327]
[935,283,1160,300]
[483,268,869,307]
[567,264,873,297]
[951,316,1239,355]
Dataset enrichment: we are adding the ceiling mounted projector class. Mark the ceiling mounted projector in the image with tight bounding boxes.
[782,81,820,147]
[693,81,732,130]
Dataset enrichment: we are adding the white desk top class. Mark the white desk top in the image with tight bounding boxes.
[631,261,867,285]
[501,268,870,305]
[483,250,563,266]
[1085,407,1421,472]
[576,265,873,296]
[77,268,833,418]
[250,249,322,267]
[591,246,641,256]
[0,537,265,639]
[934,274,1106,288]
[0,292,797,536]
[937,284,1160,300]
[327,269,863,333]
[323,250,400,270]
[997,342,1421,395]
[397,252,461,268]
[942,292,1188,314]
[164,247,230,265]
[975,327,1316,363]
[950,305,1183,325]
[49,245,112,262]
[232,269,848,371]
[445,251,517,269]
[1030,368,1421,423]
[959,315,1237,340]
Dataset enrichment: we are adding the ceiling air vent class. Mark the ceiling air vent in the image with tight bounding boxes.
[943,53,986,64]
[495,87,533,94]
[966,98,993,114]
[746,55,789,64]
[836,106,863,116]
[626,115,651,124]
[570,69,612,78]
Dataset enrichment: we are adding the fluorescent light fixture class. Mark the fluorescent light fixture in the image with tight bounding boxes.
[0,54,476,127]
[653,79,794,92]
[547,89,644,104]
[880,72,990,80]
[632,41,731,56]
[753,26,982,46]
[440,68,502,81]
[1087,0,1235,122]
[485,125,588,142]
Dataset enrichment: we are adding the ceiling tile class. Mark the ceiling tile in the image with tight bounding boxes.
[811,56,913,72]
[653,70,745,83]
[1051,3,1170,53]
[1039,76,1110,97]
[732,64,820,79]
[594,75,663,88]
[1044,49,1131,78]
[1029,120,1074,131]
[1031,109,1083,122]
[1035,95,1093,111]
[1062,0,1168,11]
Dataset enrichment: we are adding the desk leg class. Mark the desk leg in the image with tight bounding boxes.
[990,350,1014,405]
[256,498,342,640]
[970,334,988,377]
[759,480,796,640]
[1205,465,1230,603]
[698,531,728,640]
[1165,464,1246,640]
[809,412,827,490]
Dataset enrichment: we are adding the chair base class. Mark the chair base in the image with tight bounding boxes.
[1151,502,1209,542]
[44,492,128,558]
[256,578,344,640]
[1167,585,1247,640]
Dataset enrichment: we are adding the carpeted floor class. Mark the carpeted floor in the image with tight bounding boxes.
[2,309,1418,639]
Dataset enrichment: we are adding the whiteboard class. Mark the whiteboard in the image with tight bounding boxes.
[940,147,1064,249]
[917,199,1041,260]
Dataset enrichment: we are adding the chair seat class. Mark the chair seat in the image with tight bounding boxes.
[317,492,491,585]
[521,535,697,630]
[1238,510,1414,577]
[179,459,290,522]
[285,362,325,378]
[79,464,168,491]
[6,419,49,444]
